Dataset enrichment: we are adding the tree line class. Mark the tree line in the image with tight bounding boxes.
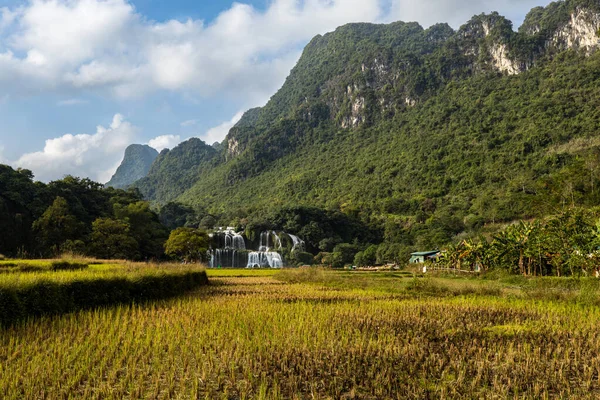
[0,165,195,261]
[5,163,600,274]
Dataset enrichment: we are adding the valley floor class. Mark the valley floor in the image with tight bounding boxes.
[2,269,600,399]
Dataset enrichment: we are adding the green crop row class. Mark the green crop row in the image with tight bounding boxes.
[0,264,208,327]
[0,260,89,274]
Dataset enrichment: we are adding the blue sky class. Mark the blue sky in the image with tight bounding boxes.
[0,0,553,183]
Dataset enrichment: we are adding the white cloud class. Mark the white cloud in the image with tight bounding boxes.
[181,119,198,127]
[14,114,137,183]
[12,0,134,67]
[57,98,88,106]
[148,134,181,152]
[0,145,5,164]
[200,111,245,145]
[0,0,385,102]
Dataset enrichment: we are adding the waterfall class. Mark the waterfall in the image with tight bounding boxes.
[209,228,305,269]
[259,231,270,252]
[272,231,283,250]
[247,251,283,269]
[209,228,247,268]
[223,227,246,250]
[288,234,305,253]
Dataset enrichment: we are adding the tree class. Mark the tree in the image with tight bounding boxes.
[159,202,198,230]
[353,251,365,267]
[492,221,536,276]
[32,197,82,255]
[164,228,209,262]
[543,209,596,276]
[362,245,378,266]
[331,243,360,268]
[114,201,169,260]
[90,218,139,260]
[355,245,378,267]
[199,215,217,230]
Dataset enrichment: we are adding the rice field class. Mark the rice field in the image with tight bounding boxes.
[2,268,600,399]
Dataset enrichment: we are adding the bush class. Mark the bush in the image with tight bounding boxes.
[290,251,315,266]
[15,264,46,273]
[0,262,88,274]
[50,261,88,271]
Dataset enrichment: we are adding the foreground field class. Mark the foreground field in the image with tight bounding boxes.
[2,269,600,399]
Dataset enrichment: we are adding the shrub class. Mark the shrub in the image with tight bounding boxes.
[15,264,46,273]
[50,261,88,271]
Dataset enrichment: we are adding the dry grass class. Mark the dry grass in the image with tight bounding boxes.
[2,269,600,398]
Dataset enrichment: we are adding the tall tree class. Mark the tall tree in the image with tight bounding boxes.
[114,201,169,260]
[164,228,209,263]
[90,218,140,260]
[32,197,83,255]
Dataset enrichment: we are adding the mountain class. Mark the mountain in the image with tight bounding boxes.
[130,0,600,249]
[106,145,158,189]
[134,138,218,203]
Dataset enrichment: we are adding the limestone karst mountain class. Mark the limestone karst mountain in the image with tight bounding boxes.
[115,0,600,244]
[105,145,159,189]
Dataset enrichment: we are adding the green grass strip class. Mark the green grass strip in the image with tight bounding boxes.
[0,267,208,327]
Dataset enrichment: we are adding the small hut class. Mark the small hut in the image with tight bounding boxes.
[409,251,441,264]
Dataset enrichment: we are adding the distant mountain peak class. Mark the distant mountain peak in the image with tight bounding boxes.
[105,144,159,189]
[134,138,218,203]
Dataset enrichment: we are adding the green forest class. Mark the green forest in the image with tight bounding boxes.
[0,166,169,260]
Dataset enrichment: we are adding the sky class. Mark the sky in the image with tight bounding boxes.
[0,0,554,183]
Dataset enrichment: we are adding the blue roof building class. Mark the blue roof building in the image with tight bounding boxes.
[409,251,441,264]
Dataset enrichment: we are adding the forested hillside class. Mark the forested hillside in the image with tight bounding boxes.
[135,138,218,203]
[126,0,600,261]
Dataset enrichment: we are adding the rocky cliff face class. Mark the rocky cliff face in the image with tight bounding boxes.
[225,108,262,160]
[105,144,158,189]
[552,8,600,52]
[457,13,523,75]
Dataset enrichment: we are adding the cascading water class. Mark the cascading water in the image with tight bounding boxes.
[289,234,305,253]
[272,231,283,250]
[209,227,247,268]
[258,231,270,252]
[247,251,283,269]
[247,231,283,268]
[208,229,305,268]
